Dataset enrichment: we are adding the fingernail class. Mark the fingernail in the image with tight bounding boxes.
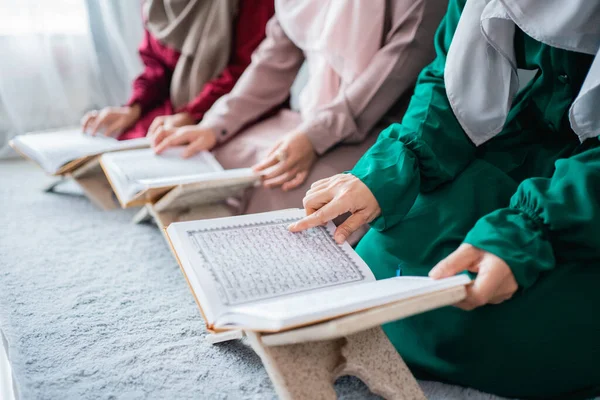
[429,269,440,279]
[334,233,344,244]
[287,223,296,231]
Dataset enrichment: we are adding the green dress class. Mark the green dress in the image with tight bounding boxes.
[350,1,600,399]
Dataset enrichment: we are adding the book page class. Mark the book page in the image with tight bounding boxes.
[11,129,149,174]
[167,209,374,324]
[101,147,257,206]
[189,216,370,306]
[104,147,224,184]
[227,275,470,331]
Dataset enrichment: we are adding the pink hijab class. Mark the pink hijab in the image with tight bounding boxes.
[275,0,385,117]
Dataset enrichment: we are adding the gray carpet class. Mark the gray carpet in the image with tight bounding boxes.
[0,159,507,400]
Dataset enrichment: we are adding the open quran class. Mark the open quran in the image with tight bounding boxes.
[9,129,150,175]
[100,147,259,208]
[166,209,471,333]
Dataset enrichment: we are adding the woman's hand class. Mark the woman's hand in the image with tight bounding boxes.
[151,125,217,158]
[288,174,381,243]
[147,112,196,138]
[253,131,317,191]
[81,105,141,137]
[429,244,518,310]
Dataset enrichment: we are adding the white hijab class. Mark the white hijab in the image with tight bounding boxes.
[445,0,600,145]
[275,0,385,118]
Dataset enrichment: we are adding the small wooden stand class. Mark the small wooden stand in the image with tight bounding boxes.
[240,286,467,399]
[134,202,233,242]
[247,327,424,400]
[44,158,117,210]
[132,180,254,229]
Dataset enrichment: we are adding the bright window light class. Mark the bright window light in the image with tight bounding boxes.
[0,0,89,35]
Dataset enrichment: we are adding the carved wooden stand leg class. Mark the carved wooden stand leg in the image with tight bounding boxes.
[44,158,117,210]
[71,173,117,210]
[132,205,153,225]
[42,177,67,193]
[72,158,117,210]
[335,329,426,400]
[43,174,117,210]
[245,327,426,400]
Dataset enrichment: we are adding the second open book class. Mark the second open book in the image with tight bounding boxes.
[166,208,470,334]
[100,147,259,208]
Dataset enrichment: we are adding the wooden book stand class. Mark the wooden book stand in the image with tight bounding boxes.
[215,286,466,399]
[132,180,254,230]
[247,327,423,400]
[44,157,118,210]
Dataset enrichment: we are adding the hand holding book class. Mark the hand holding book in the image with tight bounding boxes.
[429,244,518,310]
[152,125,218,157]
[81,105,141,137]
[147,112,196,139]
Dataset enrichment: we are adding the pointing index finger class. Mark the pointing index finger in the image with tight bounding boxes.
[288,201,346,233]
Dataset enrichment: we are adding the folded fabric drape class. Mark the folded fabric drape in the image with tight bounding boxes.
[275,0,384,121]
[146,0,239,110]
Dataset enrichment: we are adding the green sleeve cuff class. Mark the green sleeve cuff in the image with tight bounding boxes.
[350,137,420,231]
[463,208,555,289]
